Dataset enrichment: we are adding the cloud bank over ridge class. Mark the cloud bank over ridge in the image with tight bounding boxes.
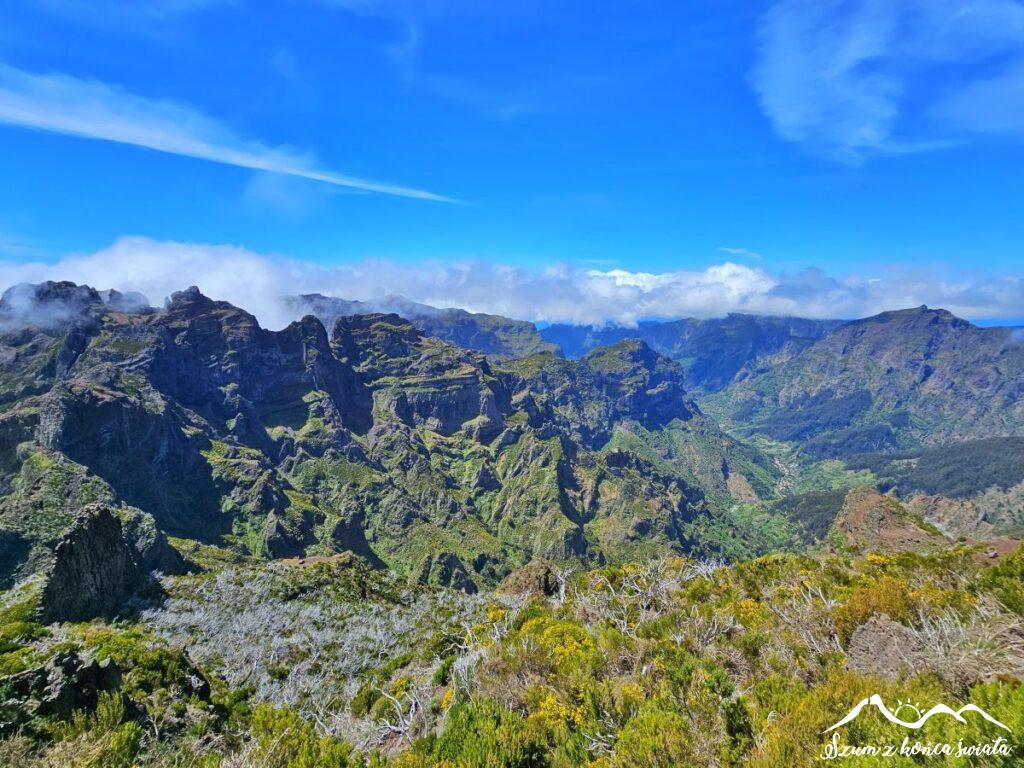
[1,236,1021,329]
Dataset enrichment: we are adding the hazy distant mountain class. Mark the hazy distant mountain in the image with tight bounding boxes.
[541,313,844,393]
[707,306,1024,456]
[285,293,558,359]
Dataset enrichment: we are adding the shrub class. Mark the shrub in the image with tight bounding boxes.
[247,704,356,768]
[45,692,143,768]
[433,698,548,768]
[833,576,913,644]
[611,703,694,767]
[747,672,944,767]
[517,617,596,677]
[980,545,1024,616]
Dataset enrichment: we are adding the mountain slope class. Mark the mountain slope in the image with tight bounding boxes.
[830,487,948,554]
[844,437,1024,538]
[706,306,1024,456]
[541,313,843,393]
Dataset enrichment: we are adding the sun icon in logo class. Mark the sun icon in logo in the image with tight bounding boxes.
[894,699,923,722]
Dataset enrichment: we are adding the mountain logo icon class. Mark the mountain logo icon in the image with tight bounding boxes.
[823,694,1011,733]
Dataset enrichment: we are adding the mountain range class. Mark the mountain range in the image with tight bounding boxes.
[285,293,558,360]
[541,313,845,393]
[704,306,1024,454]
[0,282,783,602]
[2,281,1023,606]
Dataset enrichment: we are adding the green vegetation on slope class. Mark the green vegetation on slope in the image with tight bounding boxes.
[2,544,1022,766]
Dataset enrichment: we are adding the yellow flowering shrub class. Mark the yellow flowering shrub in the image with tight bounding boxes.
[833,575,914,643]
[734,597,769,628]
[520,616,596,674]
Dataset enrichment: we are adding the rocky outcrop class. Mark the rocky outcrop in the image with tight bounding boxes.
[0,650,122,734]
[831,488,948,554]
[581,340,692,427]
[336,313,508,438]
[120,508,187,576]
[844,614,927,680]
[504,340,695,447]
[373,375,502,437]
[145,288,369,438]
[498,560,561,599]
[40,507,141,622]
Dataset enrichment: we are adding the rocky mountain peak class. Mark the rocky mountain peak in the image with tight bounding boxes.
[582,337,660,368]
[98,288,151,314]
[330,313,421,365]
[858,304,968,331]
[0,281,105,332]
[160,285,241,322]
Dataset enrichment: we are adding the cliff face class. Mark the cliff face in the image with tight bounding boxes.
[502,340,694,448]
[40,507,140,622]
[288,293,558,360]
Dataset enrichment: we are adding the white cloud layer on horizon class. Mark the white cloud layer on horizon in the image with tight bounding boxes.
[0,237,1022,330]
[0,63,453,202]
[752,0,1024,162]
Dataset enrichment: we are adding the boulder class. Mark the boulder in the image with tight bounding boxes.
[0,650,122,735]
[845,613,927,680]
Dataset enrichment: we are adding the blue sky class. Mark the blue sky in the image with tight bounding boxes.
[0,0,1023,326]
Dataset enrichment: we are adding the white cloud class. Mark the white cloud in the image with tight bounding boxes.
[752,0,1024,161]
[2,236,1023,329]
[0,63,454,202]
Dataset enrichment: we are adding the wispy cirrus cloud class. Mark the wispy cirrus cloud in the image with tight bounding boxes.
[32,0,232,22]
[0,230,44,259]
[935,57,1024,134]
[718,246,762,260]
[2,236,1022,329]
[0,62,455,202]
[752,0,1024,162]
[385,20,544,120]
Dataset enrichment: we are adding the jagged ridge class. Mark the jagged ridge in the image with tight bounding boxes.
[0,282,777,595]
